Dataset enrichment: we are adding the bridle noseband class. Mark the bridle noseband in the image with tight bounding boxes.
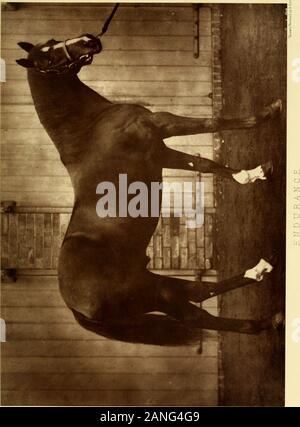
[36,3,119,75]
[38,39,86,75]
[61,39,73,62]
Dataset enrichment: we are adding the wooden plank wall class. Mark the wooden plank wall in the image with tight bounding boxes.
[1,3,215,208]
[1,3,219,406]
[1,211,215,271]
[1,276,218,406]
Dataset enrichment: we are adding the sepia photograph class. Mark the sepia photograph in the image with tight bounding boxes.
[0,1,290,407]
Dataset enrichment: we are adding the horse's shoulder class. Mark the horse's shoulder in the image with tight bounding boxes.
[93,103,155,139]
[100,103,150,122]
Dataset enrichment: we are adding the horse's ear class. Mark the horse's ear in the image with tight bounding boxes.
[16,58,34,68]
[18,42,34,52]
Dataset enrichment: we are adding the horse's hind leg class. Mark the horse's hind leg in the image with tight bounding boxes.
[71,260,282,341]
[72,309,202,346]
[148,257,276,303]
[71,290,269,340]
[151,277,283,334]
[163,301,281,334]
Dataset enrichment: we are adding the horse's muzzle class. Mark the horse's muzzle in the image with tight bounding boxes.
[89,35,102,55]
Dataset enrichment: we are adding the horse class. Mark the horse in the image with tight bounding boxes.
[16,34,284,345]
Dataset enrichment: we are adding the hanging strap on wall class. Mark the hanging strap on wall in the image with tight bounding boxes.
[193,4,200,58]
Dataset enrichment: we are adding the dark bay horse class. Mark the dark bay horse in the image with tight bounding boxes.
[17,35,283,345]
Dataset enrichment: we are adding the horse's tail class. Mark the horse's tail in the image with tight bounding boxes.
[72,309,201,346]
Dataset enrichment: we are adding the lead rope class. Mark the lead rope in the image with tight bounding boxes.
[96,3,120,38]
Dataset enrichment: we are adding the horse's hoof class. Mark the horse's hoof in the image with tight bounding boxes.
[261,161,274,180]
[264,253,279,268]
[271,311,285,330]
[234,162,273,184]
[270,99,282,116]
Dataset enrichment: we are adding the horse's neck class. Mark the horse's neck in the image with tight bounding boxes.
[28,69,109,163]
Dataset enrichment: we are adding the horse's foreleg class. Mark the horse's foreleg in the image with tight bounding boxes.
[150,99,282,139]
[162,146,236,179]
[161,146,273,184]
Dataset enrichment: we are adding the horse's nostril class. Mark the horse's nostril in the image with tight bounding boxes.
[86,40,100,52]
[97,42,102,52]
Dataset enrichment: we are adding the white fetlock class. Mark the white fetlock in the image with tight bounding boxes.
[232,170,251,184]
[244,258,274,281]
[247,165,266,183]
[232,165,266,184]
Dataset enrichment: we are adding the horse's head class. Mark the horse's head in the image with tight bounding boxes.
[16,34,102,74]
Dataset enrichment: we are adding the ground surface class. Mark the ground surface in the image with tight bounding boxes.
[216,4,286,406]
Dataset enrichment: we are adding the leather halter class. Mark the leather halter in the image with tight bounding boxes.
[36,3,119,74]
[38,39,84,75]
[61,39,73,61]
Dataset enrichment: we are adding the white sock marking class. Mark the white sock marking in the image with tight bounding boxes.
[244,258,274,281]
[233,165,267,184]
